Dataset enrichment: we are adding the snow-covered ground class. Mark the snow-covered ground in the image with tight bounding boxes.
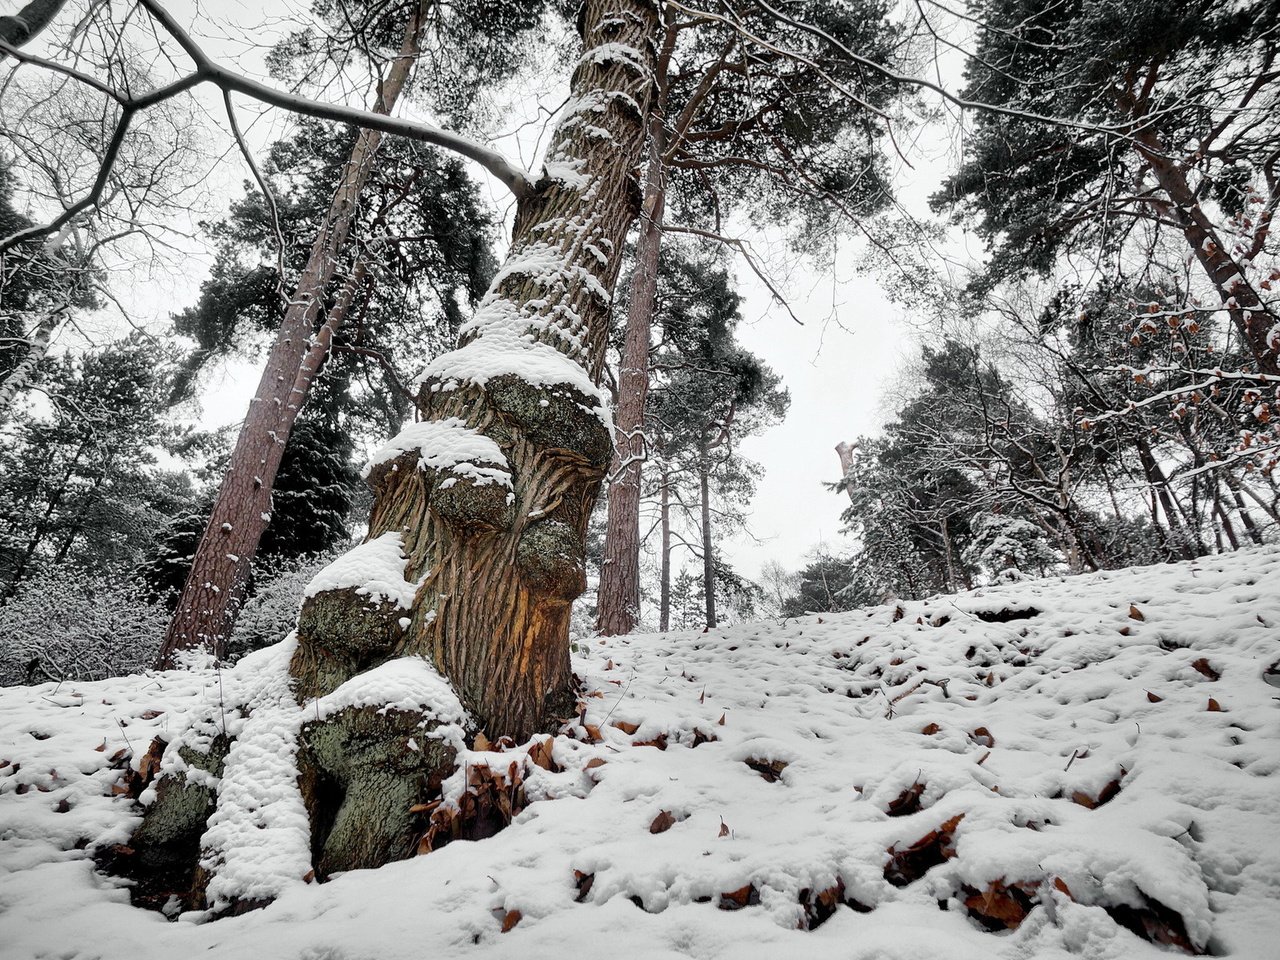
[2,549,1278,959]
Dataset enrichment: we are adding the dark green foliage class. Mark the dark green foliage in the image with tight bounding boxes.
[780,553,859,618]
[647,245,790,460]
[261,417,360,560]
[137,415,359,609]
[935,0,1280,293]
[0,335,191,588]
[642,244,789,626]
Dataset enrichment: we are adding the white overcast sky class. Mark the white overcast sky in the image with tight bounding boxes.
[9,0,977,580]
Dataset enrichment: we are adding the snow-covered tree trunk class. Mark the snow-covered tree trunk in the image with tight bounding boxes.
[125,2,661,910]
[0,304,65,420]
[156,1,429,668]
[292,0,660,740]
[1120,104,1279,376]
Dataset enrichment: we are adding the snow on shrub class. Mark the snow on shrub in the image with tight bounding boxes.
[0,567,167,686]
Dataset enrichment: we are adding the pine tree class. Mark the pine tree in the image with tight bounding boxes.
[643,246,788,630]
[0,335,188,588]
[937,0,1280,373]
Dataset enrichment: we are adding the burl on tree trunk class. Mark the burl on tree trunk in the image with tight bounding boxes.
[118,0,661,914]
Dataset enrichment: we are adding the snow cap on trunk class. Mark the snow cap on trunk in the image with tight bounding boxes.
[303,532,419,609]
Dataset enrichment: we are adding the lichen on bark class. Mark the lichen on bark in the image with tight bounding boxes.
[298,705,455,878]
[292,589,409,702]
[114,736,230,912]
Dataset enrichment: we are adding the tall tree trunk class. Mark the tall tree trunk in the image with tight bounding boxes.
[659,466,671,632]
[595,114,668,636]
[1224,473,1265,544]
[292,0,660,740]
[698,444,716,628]
[1135,437,1203,559]
[157,3,428,668]
[0,304,66,420]
[122,1,661,907]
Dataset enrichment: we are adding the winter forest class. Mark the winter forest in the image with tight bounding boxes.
[1,0,1278,957]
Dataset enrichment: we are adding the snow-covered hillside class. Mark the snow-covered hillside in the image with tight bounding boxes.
[2,549,1278,959]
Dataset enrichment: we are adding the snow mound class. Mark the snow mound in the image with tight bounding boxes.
[303,532,418,609]
[1,548,1278,959]
[313,656,467,725]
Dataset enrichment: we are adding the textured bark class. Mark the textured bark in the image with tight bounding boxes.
[659,467,671,632]
[112,736,230,912]
[157,3,428,668]
[0,305,66,420]
[596,124,667,636]
[292,0,660,741]
[699,447,716,629]
[0,0,66,58]
[298,705,455,877]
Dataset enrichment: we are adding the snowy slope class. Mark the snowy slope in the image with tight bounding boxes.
[1,549,1278,959]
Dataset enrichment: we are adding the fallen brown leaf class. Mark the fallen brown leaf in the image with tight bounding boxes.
[650,810,676,834]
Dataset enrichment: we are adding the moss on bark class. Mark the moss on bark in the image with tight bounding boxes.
[517,519,587,602]
[485,374,613,468]
[112,736,230,912]
[299,705,455,878]
[431,475,515,531]
[292,588,409,701]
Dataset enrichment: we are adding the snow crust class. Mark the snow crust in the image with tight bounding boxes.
[2,548,1278,958]
[362,417,512,488]
[303,532,418,609]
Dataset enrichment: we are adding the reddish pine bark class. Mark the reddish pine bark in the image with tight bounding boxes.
[157,4,427,667]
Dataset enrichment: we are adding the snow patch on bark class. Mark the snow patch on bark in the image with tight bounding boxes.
[198,634,309,911]
[303,533,419,610]
[312,656,468,727]
[362,417,512,488]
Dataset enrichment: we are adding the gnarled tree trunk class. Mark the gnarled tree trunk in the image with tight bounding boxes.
[124,3,661,911]
[292,0,660,740]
